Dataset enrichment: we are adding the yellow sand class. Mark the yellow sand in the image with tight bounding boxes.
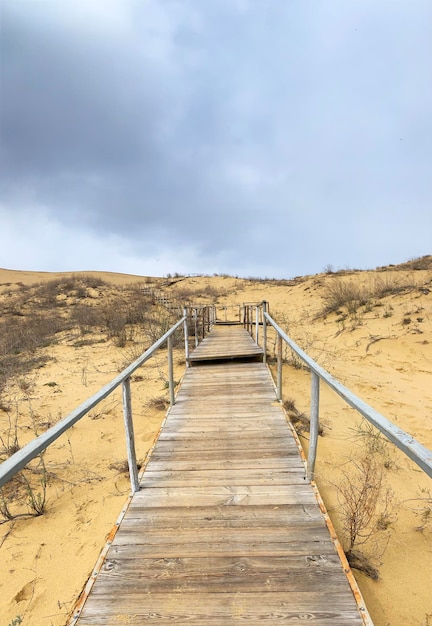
[0,266,431,625]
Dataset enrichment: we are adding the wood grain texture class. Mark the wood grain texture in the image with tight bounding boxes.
[187,324,264,363]
[74,327,366,625]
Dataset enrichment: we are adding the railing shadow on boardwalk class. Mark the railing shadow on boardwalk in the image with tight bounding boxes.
[1,301,431,624]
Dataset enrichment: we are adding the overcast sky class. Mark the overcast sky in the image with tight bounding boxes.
[1,0,431,279]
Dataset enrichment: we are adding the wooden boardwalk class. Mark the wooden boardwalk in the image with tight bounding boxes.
[188,324,263,364]
[73,326,368,625]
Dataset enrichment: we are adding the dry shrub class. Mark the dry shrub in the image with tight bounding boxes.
[336,454,396,578]
[320,273,421,318]
[393,255,432,271]
[0,455,47,523]
[145,396,169,411]
[108,459,142,474]
[283,398,324,436]
[0,314,62,390]
[71,304,104,334]
[320,280,368,316]
[35,274,106,302]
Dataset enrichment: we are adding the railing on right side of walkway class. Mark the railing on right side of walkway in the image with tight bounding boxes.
[241,301,432,482]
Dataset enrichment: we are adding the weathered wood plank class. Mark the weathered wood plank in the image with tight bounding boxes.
[77,591,363,624]
[93,557,353,593]
[127,491,318,508]
[124,504,324,526]
[149,449,301,462]
[141,468,305,487]
[143,450,304,468]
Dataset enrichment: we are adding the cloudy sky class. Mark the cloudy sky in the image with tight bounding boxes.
[1,0,431,279]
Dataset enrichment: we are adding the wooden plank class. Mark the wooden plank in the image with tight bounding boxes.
[144,457,304,471]
[149,449,302,462]
[77,591,363,625]
[109,531,340,556]
[141,468,306,487]
[91,556,352,593]
[74,327,368,625]
[143,467,305,489]
[127,488,318,508]
[124,504,324,526]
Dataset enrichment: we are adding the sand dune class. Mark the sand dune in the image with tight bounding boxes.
[0,262,431,625]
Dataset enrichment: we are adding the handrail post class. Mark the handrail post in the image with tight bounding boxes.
[255,306,259,344]
[276,333,282,401]
[308,371,320,481]
[168,334,175,407]
[183,308,189,366]
[122,377,139,493]
[262,301,267,364]
[194,308,198,347]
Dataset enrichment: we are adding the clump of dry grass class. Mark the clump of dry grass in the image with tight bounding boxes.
[379,255,432,272]
[145,396,169,411]
[319,273,422,319]
[109,459,143,474]
[283,398,324,436]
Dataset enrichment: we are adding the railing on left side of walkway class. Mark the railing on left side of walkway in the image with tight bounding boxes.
[0,307,214,495]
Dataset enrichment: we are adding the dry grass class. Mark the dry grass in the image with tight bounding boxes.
[319,273,424,318]
[283,398,324,436]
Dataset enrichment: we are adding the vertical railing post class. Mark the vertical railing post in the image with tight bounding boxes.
[308,371,320,481]
[194,309,198,347]
[168,334,175,407]
[276,333,282,401]
[183,308,189,366]
[255,306,259,344]
[262,301,267,364]
[122,377,139,493]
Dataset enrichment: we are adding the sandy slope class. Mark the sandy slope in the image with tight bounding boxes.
[0,265,431,625]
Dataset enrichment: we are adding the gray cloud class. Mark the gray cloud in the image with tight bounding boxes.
[1,0,431,277]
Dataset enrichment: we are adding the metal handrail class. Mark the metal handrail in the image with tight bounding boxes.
[262,310,432,481]
[0,316,187,492]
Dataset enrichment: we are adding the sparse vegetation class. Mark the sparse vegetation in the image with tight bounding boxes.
[319,273,422,320]
[0,455,48,523]
[407,489,432,533]
[283,398,324,436]
[349,419,390,458]
[335,454,396,579]
[146,395,170,411]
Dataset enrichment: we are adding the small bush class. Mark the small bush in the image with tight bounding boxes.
[335,454,396,578]
[146,396,169,411]
[283,398,324,436]
[320,280,367,316]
